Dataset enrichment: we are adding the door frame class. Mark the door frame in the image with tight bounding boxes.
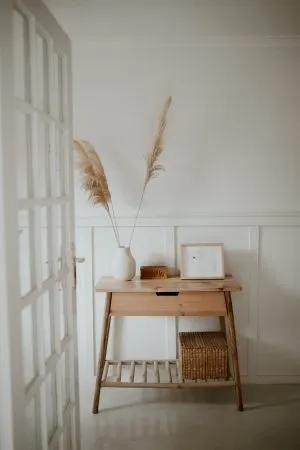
[0,1,24,448]
[0,1,80,448]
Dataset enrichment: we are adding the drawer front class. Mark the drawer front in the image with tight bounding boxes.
[110,292,226,316]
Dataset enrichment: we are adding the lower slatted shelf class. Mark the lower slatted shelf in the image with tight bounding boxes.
[101,359,234,388]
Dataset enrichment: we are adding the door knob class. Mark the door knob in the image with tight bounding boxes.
[75,257,85,263]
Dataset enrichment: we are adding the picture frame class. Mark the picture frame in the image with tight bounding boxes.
[180,243,225,280]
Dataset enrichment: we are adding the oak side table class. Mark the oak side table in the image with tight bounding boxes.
[93,276,243,413]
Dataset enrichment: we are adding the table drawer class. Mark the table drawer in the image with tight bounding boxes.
[110,292,226,316]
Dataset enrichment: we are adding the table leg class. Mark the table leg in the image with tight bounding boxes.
[219,316,226,333]
[92,292,112,414]
[219,316,230,379]
[224,292,244,412]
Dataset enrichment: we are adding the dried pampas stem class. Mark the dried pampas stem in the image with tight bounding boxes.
[109,201,120,245]
[74,140,120,246]
[74,95,172,249]
[128,96,172,247]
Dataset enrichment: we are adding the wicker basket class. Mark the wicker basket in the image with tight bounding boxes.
[179,332,228,380]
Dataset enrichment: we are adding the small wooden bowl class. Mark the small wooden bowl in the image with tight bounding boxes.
[140,265,168,279]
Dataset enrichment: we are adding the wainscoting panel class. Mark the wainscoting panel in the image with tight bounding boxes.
[257,226,300,377]
[93,226,174,370]
[75,214,300,383]
[175,226,253,377]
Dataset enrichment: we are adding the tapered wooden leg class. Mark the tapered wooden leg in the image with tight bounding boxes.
[225,292,244,411]
[92,292,112,414]
[219,316,230,379]
[219,316,226,333]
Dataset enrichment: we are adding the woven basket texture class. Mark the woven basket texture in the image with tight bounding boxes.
[179,331,228,380]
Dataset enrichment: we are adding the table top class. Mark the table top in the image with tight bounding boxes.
[95,276,242,293]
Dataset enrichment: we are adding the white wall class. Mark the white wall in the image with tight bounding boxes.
[46,0,300,384]
[72,39,299,218]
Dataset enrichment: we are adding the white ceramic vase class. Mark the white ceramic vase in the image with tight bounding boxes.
[113,246,136,281]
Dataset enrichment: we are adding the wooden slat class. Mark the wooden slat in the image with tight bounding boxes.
[102,361,109,381]
[110,292,227,316]
[129,361,135,383]
[142,362,147,383]
[166,361,172,383]
[99,359,233,388]
[95,276,241,293]
[116,362,122,383]
[176,360,182,383]
[107,359,177,365]
[154,361,160,383]
[102,380,235,389]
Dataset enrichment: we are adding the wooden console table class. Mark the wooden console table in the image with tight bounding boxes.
[93,277,243,413]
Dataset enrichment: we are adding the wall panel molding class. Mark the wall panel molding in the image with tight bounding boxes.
[256,226,300,378]
[75,212,300,228]
[73,36,300,49]
[247,226,260,378]
[75,217,300,383]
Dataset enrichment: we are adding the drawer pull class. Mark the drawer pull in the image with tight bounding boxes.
[156,292,179,297]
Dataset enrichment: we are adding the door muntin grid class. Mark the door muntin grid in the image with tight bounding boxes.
[13,8,31,102]
[13,2,78,449]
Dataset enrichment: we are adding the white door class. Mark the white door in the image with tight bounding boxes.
[0,1,80,449]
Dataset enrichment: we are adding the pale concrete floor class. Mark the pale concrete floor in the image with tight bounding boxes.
[80,385,300,450]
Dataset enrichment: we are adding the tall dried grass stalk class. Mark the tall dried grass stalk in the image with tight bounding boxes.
[74,95,172,248]
[74,140,120,245]
[128,96,172,246]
